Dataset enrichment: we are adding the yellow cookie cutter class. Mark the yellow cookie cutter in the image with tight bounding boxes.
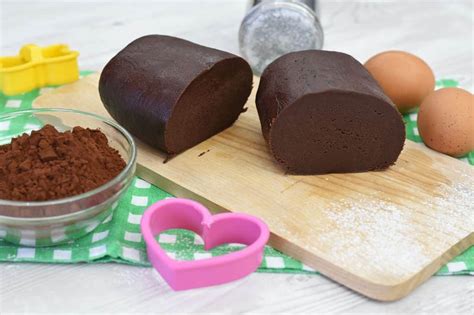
[0,44,79,95]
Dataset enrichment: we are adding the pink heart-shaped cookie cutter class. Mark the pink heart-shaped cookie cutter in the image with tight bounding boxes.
[141,198,270,290]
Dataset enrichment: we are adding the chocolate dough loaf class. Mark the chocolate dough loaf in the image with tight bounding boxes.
[256,50,405,174]
[99,35,253,154]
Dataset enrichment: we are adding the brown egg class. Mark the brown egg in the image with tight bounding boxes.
[418,87,473,157]
[365,51,435,113]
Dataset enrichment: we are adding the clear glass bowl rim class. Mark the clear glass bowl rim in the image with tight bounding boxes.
[0,108,137,216]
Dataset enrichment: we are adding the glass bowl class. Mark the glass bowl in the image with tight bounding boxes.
[0,108,137,247]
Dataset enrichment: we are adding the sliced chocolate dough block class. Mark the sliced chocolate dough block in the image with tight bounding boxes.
[256,50,405,175]
[99,35,253,155]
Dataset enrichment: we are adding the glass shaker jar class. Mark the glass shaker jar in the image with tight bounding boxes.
[239,0,324,75]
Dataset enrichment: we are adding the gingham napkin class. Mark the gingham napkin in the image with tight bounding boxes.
[0,71,472,276]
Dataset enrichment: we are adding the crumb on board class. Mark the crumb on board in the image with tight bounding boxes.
[198,149,211,157]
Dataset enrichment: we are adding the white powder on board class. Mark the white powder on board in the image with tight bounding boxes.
[266,170,474,282]
[421,174,474,240]
[317,174,474,281]
[320,199,431,280]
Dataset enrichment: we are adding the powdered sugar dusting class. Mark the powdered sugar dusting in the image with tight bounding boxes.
[320,199,431,282]
[312,173,474,283]
[422,174,474,240]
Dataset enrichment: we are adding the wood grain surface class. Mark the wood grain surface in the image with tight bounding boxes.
[34,72,474,301]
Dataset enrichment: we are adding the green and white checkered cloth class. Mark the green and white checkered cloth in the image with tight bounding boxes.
[0,71,473,276]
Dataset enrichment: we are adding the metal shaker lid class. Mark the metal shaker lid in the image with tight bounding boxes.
[239,0,324,75]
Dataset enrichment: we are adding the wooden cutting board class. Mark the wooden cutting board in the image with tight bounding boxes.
[34,73,474,301]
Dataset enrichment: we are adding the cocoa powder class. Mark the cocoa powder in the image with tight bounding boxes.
[0,124,126,201]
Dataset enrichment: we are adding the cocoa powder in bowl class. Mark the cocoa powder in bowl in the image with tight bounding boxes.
[0,124,126,202]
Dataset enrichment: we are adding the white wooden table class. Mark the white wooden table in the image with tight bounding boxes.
[1,0,473,313]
